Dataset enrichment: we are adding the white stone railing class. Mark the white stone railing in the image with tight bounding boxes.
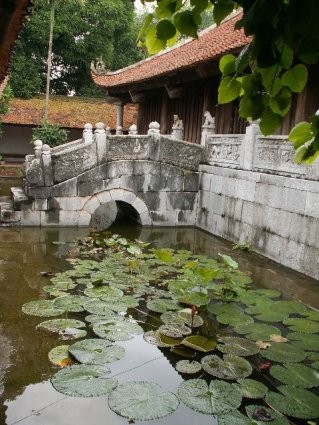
[202,121,319,181]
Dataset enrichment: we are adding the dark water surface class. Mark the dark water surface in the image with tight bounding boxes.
[0,224,318,425]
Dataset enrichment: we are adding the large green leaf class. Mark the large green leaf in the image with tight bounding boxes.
[160,309,204,328]
[147,298,180,313]
[288,332,319,351]
[218,76,241,104]
[269,363,319,388]
[53,295,86,313]
[156,19,176,41]
[51,364,117,397]
[22,299,65,317]
[178,379,242,415]
[68,339,125,365]
[180,291,210,307]
[182,335,217,352]
[218,410,253,425]
[219,54,237,75]
[175,360,201,374]
[283,317,319,333]
[281,64,308,93]
[260,110,283,136]
[93,319,143,341]
[236,379,268,399]
[234,323,281,341]
[245,404,290,425]
[213,0,235,25]
[201,354,252,380]
[108,381,179,420]
[265,385,319,419]
[48,345,73,367]
[261,342,306,363]
[173,10,198,38]
[217,337,260,356]
[36,319,87,339]
[84,286,123,299]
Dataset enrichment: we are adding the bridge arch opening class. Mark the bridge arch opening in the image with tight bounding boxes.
[87,189,152,231]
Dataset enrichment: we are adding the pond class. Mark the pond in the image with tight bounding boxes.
[0,223,318,425]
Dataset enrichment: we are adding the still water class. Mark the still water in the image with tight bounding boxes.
[0,223,318,425]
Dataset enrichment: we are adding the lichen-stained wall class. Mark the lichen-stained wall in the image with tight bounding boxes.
[196,165,319,280]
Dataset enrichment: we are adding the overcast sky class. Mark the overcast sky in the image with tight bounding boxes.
[134,0,153,13]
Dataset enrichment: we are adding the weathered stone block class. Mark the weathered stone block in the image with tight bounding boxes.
[167,192,197,211]
[133,161,160,176]
[184,172,199,192]
[159,136,203,171]
[305,192,319,219]
[150,210,176,226]
[20,210,41,226]
[52,178,77,197]
[106,161,134,178]
[108,136,157,161]
[53,196,90,211]
[77,164,108,183]
[32,199,48,211]
[77,180,104,197]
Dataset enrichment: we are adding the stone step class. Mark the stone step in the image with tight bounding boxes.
[11,186,30,211]
[0,197,20,224]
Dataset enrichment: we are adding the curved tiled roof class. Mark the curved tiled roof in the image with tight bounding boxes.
[2,96,138,129]
[92,12,249,89]
[0,0,32,83]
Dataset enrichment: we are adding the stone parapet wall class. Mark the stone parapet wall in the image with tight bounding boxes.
[197,165,319,280]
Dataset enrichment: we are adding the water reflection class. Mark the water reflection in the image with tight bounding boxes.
[0,226,318,425]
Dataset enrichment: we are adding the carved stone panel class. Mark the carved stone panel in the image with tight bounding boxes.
[205,136,242,167]
[159,137,203,171]
[254,137,308,177]
[108,136,157,161]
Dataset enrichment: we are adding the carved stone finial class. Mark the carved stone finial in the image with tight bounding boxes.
[83,123,93,143]
[171,115,183,140]
[148,121,160,134]
[116,126,123,135]
[34,139,43,159]
[90,57,108,74]
[129,124,138,135]
[95,122,105,131]
[42,144,51,154]
[105,126,111,135]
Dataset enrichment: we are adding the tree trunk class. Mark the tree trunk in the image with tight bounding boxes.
[44,0,55,121]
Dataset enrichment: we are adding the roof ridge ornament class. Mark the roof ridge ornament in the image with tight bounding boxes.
[90,57,108,75]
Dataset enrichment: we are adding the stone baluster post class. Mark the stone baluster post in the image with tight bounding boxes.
[116,126,123,135]
[82,123,93,143]
[148,121,160,135]
[34,139,43,159]
[41,144,54,186]
[129,124,138,135]
[94,122,107,164]
[105,126,111,135]
[241,120,261,170]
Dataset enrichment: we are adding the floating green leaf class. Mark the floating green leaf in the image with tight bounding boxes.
[208,302,243,316]
[269,363,319,388]
[245,404,290,425]
[53,295,86,313]
[217,312,254,326]
[217,337,259,356]
[201,354,252,380]
[175,360,201,374]
[146,299,180,313]
[48,345,73,367]
[180,291,210,307]
[68,339,125,365]
[93,319,143,341]
[283,318,319,333]
[108,381,179,420]
[236,379,268,399]
[218,253,238,269]
[84,286,123,299]
[22,299,65,317]
[182,335,217,352]
[178,379,242,415]
[234,323,281,341]
[261,343,306,363]
[265,385,319,419]
[143,331,171,347]
[160,309,204,328]
[158,333,182,347]
[83,299,116,316]
[218,410,253,425]
[51,364,117,397]
[288,332,319,351]
[36,319,87,339]
[158,323,191,338]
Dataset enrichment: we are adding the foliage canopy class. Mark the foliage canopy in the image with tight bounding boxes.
[138,0,319,163]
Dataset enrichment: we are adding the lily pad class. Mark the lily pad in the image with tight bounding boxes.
[236,379,268,399]
[201,354,252,380]
[83,299,116,316]
[36,319,87,339]
[178,378,242,415]
[158,323,191,338]
[84,286,123,299]
[283,318,319,333]
[146,299,180,314]
[143,331,171,347]
[175,360,201,374]
[53,295,86,313]
[68,339,125,365]
[51,364,117,397]
[217,312,254,327]
[261,342,306,363]
[48,345,73,367]
[245,404,290,425]
[265,385,319,419]
[288,332,319,351]
[302,309,319,321]
[158,333,183,347]
[269,363,319,388]
[218,410,254,425]
[234,323,281,341]
[217,337,260,356]
[180,291,211,307]
[100,297,128,313]
[160,309,204,328]
[22,300,65,317]
[93,319,143,341]
[108,381,179,420]
[85,312,119,324]
[182,335,217,352]
[208,302,243,316]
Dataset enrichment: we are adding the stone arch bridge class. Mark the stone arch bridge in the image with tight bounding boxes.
[0,123,203,228]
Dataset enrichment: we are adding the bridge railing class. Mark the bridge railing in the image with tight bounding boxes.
[24,121,204,188]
